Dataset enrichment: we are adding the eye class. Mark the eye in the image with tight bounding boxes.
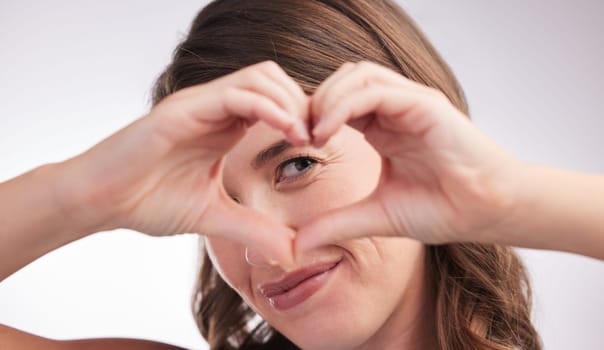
[276,156,318,184]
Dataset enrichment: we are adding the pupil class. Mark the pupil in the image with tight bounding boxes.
[295,159,312,171]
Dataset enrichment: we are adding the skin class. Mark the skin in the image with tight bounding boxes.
[0,324,183,350]
[1,60,603,349]
[206,122,436,349]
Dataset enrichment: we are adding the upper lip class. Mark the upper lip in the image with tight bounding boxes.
[258,259,342,298]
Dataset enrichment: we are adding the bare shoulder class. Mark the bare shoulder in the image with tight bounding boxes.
[0,324,186,350]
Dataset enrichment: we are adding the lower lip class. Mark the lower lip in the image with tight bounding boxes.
[267,262,340,311]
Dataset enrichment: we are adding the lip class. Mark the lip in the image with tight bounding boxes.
[258,259,342,310]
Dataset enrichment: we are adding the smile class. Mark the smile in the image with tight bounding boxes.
[258,259,342,310]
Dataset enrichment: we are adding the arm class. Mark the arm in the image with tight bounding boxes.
[0,324,184,350]
[0,323,59,350]
[0,163,93,282]
[488,163,604,260]
[296,61,604,261]
[0,61,308,282]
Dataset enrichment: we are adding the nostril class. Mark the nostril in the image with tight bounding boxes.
[224,190,241,204]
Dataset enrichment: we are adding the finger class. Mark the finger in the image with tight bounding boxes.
[311,62,357,123]
[255,61,309,118]
[312,85,438,145]
[238,66,304,126]
[295,196,400,256]
[222,88,309,145]
[156,85,302,144]
[255,62,312,142]
[199,196,296,267]
[312,62,357,107]
[312,61,418,127]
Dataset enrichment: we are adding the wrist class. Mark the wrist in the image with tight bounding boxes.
[470,155,530,245]
[0,163,104,279]
[45,159,112,238]
[482,160,553,249]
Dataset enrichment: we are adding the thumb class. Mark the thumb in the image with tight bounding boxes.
[197,199,296,267]
[295,196,401,256]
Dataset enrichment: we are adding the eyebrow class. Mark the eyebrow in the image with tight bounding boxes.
[252,139,293,169]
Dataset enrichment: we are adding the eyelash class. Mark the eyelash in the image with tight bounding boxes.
[275,154,320,185]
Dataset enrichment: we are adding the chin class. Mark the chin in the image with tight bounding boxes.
[282,323,373,350]
[253,255,388,350]
[265,295,379,350]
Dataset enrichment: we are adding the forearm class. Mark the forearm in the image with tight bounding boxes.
[0,324,184,350]
[491,163,604,260]
[0,324,60,350]
[0,163,94,281]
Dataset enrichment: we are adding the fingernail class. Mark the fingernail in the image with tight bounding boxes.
[291,238,309,265]
[280,254,297,272]
[295,252,305,266]
[295,120,310,141]
[282,264,297,272]
[280,231,297,270]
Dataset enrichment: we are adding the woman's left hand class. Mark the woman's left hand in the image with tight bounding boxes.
[296,61,523,253]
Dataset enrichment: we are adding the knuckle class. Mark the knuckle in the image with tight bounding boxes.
[340,61,356,70]
[429,88,449,102]
[222,86,238,100]
[259,60,282,74]
[219,87,239,115]
[249,99,267,117]
[241,68,263,83]
[357,60,377,70]
[364,75,379,88]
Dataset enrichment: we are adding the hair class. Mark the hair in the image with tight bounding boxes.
[151,1,542,349]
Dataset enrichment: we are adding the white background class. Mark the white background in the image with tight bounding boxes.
[0,1,603,349]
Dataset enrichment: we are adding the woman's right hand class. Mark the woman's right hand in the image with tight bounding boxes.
[58,61,308,265]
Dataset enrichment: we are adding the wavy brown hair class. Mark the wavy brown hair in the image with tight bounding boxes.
[151,0,542,349]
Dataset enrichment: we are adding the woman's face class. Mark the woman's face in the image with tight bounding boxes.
[205,122,431,350]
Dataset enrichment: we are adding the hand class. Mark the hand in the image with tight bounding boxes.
[296,61,522,253]
[58,61,309,265]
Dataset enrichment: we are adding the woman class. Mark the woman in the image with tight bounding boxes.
[2,0,603,349]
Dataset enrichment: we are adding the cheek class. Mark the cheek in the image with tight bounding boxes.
[339,236,426,292]
[335,238,427,326]
[311,135,381,210]
[366,237,426,290]
[204,236,250,293]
